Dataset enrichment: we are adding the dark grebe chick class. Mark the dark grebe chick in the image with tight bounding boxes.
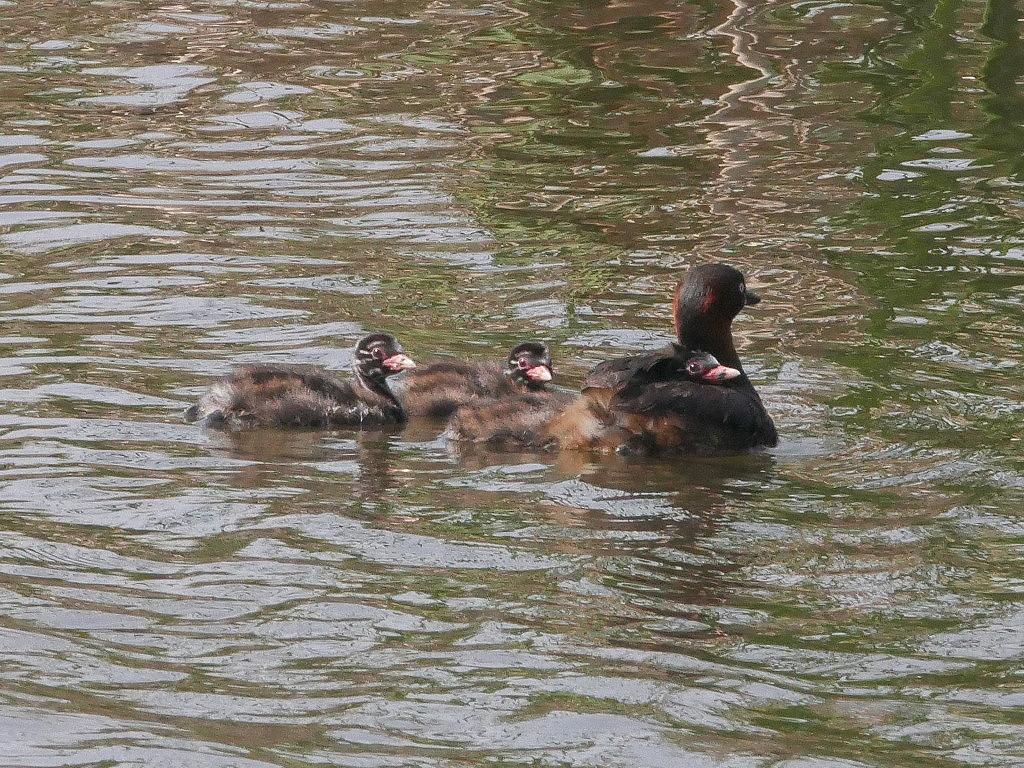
[449,350,740,451]
[184,333,416,430]
[397,342,554,419]
[445,352,570,450]
[681,350,742,383]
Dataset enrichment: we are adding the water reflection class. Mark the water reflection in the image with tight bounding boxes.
[1,0,1023,765]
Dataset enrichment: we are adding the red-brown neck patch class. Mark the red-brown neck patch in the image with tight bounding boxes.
[672,282,683,340]
[700,290,717,314]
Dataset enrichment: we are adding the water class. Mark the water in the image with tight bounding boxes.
[0,0,1022,765]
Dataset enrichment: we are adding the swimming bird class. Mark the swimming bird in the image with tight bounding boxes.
[397,342,555,419]
[574,263,777,455]
[184,332,415,430]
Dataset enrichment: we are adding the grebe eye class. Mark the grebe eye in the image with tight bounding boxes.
[371,347,384,360]
[518,358,530,368]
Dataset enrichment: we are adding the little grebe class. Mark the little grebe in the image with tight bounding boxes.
[574,263,777,455]
[184,332,415,430]
[397,342,553,419]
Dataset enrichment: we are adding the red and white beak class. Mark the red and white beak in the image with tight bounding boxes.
[701,363,741,382]
[525,365,552,382]
[383,353,416,372]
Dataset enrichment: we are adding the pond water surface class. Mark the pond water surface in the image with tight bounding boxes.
[1,0,1023,766]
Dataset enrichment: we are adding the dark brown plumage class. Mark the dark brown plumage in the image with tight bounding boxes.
[396,342,554,419]
[577,264,778,456]
[446,388,575,450]
[448,350,742,452]
[184,333,415,430]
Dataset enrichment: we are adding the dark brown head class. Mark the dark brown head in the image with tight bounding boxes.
[672,263,761,370]
[353,333,416,383]
[684,351,742,383]
[506,342,553,389]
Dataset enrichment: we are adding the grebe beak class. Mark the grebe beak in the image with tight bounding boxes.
[383,354,416,372]
[702,364,741,382]
[525,365,552,382]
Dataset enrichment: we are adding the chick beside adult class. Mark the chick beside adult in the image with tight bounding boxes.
[397,342,554,419]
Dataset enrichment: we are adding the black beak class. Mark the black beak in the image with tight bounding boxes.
[744,289,761,306]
